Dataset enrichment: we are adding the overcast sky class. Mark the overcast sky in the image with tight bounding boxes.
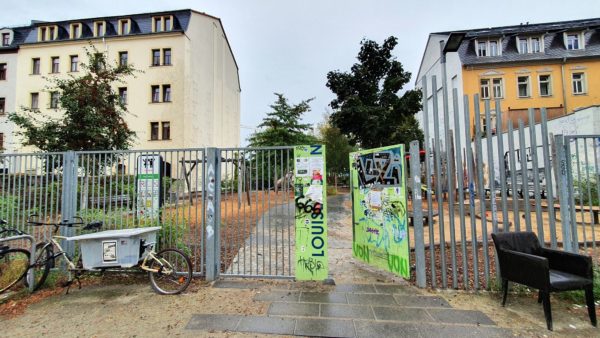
[2,0,598,144]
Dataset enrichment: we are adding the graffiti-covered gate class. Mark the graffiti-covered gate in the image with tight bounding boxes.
[350,145,411,279]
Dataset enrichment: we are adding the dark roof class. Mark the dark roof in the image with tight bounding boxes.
[0,26,34,51]
[437,17,600,66]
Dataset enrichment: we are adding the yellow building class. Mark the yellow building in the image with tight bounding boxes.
[417,18,600,138]
[0,9,240,153]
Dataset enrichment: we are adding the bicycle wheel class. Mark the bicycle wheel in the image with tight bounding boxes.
[29,243,52,291]
[148,248,192,295]
[0,248,30,294]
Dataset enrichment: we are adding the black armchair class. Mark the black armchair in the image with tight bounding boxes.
[491,231,597,331]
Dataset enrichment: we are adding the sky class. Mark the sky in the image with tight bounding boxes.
[2,0,598,144]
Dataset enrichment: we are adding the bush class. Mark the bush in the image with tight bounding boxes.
[574,178,599,207]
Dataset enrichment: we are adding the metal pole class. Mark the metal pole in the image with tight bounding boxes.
[554,135,573,252]
[540,109,557,248]
[410,141,426,288]
[452,89,468,289]
[528,109,544,245]
[463,95,479,290]
[205,147,221,281]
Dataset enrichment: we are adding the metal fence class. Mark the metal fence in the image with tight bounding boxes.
[0,146,296,280]
[411,75,599,290]
[218,147,295,278]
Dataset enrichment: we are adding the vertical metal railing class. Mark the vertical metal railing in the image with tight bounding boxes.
[218,147,295,278]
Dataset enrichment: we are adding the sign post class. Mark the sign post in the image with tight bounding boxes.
[136,155,162,219]
[294,145,328,280]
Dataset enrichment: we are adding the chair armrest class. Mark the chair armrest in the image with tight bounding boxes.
[498,249,550,290]
[540,248,592,278]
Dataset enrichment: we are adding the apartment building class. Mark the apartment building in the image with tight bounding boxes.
[416,18,600,138]
[0,9,240,152]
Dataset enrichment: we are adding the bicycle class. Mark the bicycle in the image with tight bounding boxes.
[0,220,32,294]
[28,216,193,295]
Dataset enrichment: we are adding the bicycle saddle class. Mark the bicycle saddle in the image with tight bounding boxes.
[83,221,103,231]
[0,219,7,225]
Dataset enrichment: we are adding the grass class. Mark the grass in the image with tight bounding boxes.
[0,251,29,292]
[558,265,600,304]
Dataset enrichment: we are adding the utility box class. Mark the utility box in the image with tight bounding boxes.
[67,227,161,269]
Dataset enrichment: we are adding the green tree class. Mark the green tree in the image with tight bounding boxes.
[9,45,137,152]
[326,36,423,149]
[248,93,317,147]
[317,118,356,187]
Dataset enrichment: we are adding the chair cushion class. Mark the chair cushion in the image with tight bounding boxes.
[549,269,592,291]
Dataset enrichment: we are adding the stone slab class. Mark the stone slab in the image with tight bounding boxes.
[185,314,242,331]
[320,304,375,319]
[354,320,421,338]
[372,306,434,322]
[236,316,296,335]
[254,290,300,302]
[213,280,264,289]
[334,284,377,293]
[300,292,348,304]
[347,293,398,306]
[415,323,509,338]
[268,302,320,317]
[374,284,413,295]
[393,295,451,308]
[294,318,356,337]
[427,308,496,326]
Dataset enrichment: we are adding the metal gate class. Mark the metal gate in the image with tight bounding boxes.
[410,74,599,290]
[218,147,296,278]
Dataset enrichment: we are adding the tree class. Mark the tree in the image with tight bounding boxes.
[317,118,356,187]
[9,45,137,152]
[248,93,317,147]
[326,36,423,149]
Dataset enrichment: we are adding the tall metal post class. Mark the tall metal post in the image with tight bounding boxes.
[554,135,573,252]
[410,141,426,288]
[61,151,78,257]
[205,147,221,281]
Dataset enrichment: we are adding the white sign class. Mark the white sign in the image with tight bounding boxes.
[137,155,161,219]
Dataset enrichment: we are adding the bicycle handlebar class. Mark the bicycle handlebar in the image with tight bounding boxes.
[27,215,86,227]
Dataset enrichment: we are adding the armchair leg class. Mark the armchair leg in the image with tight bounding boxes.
[585,285,597,327]
[501,279,509,306]
[537,290,542,304]
[541,291,553,331]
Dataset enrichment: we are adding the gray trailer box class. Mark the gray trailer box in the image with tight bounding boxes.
[67,227,161,269]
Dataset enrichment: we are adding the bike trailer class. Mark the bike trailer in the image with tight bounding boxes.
[67,227,161,269]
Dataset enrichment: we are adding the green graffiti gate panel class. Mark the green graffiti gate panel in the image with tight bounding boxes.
[294,145,328,280]
[350,144,410,279]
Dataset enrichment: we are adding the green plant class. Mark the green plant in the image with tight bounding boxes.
[574,178,599,207]
[558,264,600,304]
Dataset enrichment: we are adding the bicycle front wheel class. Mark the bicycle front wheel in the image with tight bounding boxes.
[29,243,52,291]
[0,248,30,294]
[148,248,192,295]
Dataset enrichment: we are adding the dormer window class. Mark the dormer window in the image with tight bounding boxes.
[94,21,105,37]
[153,16,174,33]
[38,25,58,42]
[476,39,501,57]
[517,36,544,54]
[70,23,82,39]
[565,32,584,50]
[2,33,9,46]
[119,19,131,35]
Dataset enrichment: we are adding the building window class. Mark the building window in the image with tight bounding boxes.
[152,49,160,66]
[161,122,170,140]
[40,27,47,42]
[0,133,4,150]
[477,42,487,57]
[480,79,490,99]
[539,75,551,96]
[518,38,528,54]
[165,17,172,31]
[51,57,59,73]
[0,98,5,115]
[70,55,78,72]
[163,85,171,102]
[119,87,127,105]
[489,41,498,56]
[95,21,105,37]
[2,33,9,46]
[71,24,81,39]
[151,85,160,102]
[0,63,6,80]
[32,58,40,75]
[154,17,162,32]
[492,78,503,98]
[31,93,39,109]
[531,38,541,53]
[50,92,59,109]
[119,20,130,35]
[567,34,580,50]
[517,76,530,97]
[119,51,128,67]
[150,122,159,140]
[49,27,55,40]
[572,72,585,94]
[163,48,171,65]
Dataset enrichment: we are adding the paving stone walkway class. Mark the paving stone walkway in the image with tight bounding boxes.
[185,280,511,337]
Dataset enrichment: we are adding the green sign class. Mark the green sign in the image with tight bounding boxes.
[294,144,328,280]
[350,145,410,279]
